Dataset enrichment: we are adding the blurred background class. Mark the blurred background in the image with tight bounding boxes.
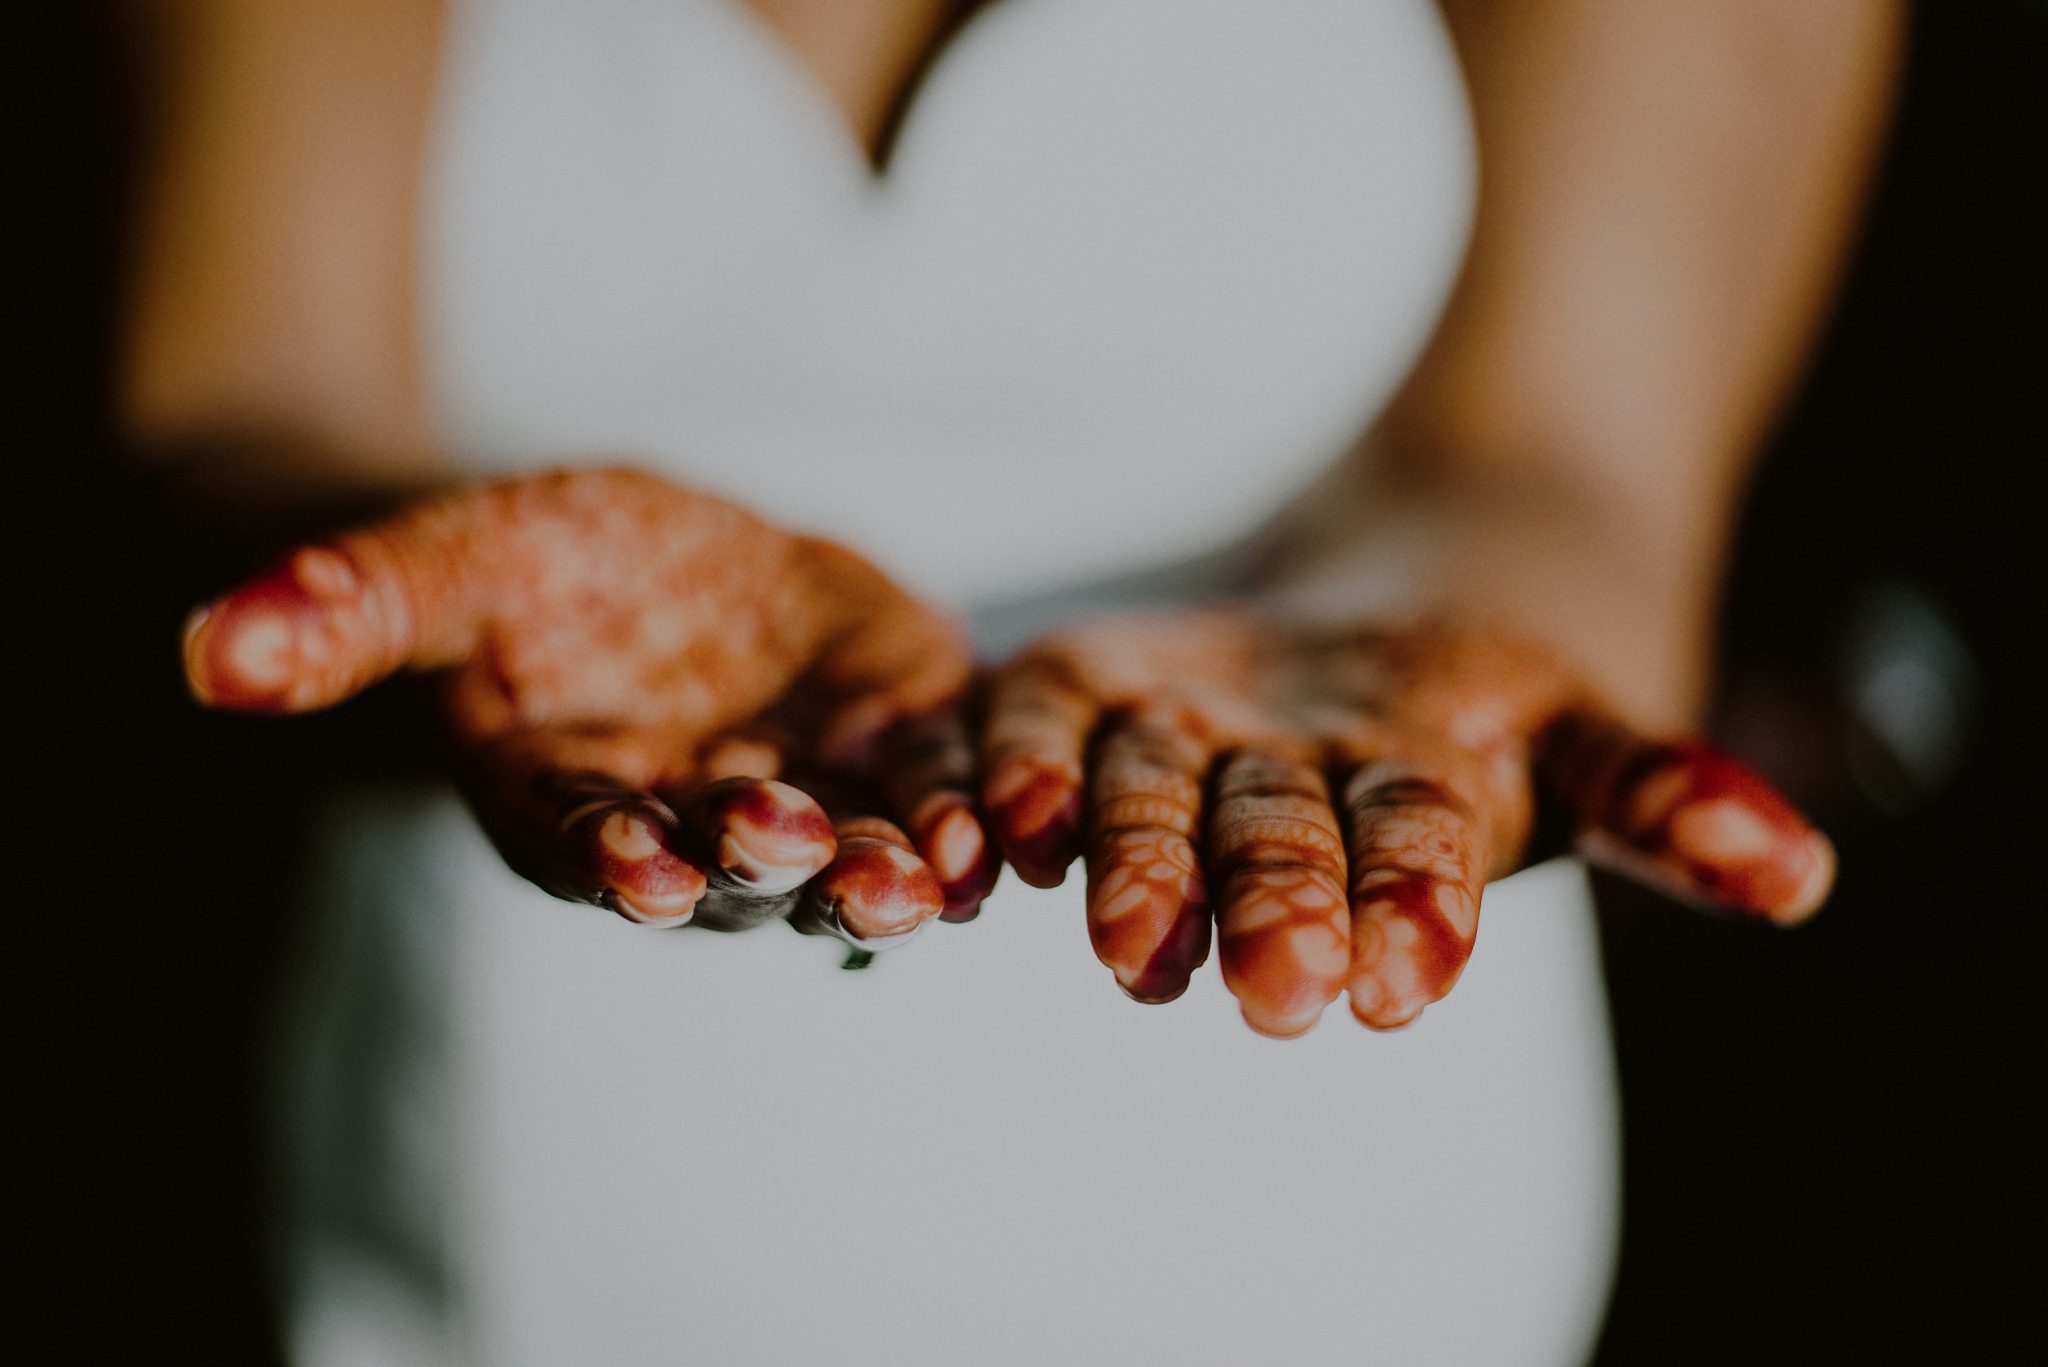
[18,1,2043,1361]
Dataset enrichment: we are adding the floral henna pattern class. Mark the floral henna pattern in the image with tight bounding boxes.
[1209,751,1353,1038]
[982,610,1836,1035]
[1082,715,1212,1004]
[184,468,976,941]
[1087,827,1210,1004]
[1341,768,1488,1030]
[1216,866,1353,1038]
[981,663,1098,887]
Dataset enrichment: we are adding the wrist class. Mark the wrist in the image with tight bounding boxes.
[1254,459,1723,730]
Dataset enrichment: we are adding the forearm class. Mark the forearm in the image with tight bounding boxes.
[1260,446,1723,731]
[116,0,445,499]
[1263,0,1903,731]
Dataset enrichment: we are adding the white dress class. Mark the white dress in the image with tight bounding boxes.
[277,2,1621,1363]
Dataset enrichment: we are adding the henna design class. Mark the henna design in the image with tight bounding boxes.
[1545,711,1834,924]
[185,469,983,944]
[676,778,837,895]
[486,759,708,927]
[794,817,945,947]
[982,611,1835,1034]
[1083,715,1212,1004]
[1340,765,1488,1030]
[882,710,1001,920]
[183,540,446,713]
[1210,750,1352,1038]
[981,661,1097,887]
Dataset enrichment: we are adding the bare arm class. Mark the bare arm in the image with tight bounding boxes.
[1273,0,1904,728]
[126,2,1001,942]
[980,1,1897,1029]
[116,0,447,506]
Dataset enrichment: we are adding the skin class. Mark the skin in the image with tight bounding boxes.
[981,0,1901,1031]
[182,467,994,938]
[129,0,1899,1027]
[980,614,1832,1035]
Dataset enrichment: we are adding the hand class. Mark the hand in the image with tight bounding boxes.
[978,610,1833,1036]
[182,467,999,941]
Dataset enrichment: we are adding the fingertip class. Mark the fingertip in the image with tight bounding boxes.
[1098,900,1208,1003]
[813,831,945,941]
[984,764,1082,888]
[1107,953,1203,1007]
[1088,858,1210,1007]
[1220,953,1346,1042]
[908,795,1002,913]
[998,803,1081,888]
[1117,975,1190,1006]
[579,805,708,925]
[1346,974,1430,1031]
[1239,1001,1326,1039]
[692,777,837,895]
[607,887,698,928]
[1769,829,1837,927]
[1010,857,1073,891]
[179,549,371,712]
[180,586,303,712]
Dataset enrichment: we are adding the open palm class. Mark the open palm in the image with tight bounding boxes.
[183,467,998,943]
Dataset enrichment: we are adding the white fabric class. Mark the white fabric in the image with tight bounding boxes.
[279,2,1622,1364]
[422,0,1476,603]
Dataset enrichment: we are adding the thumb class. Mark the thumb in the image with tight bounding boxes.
[182,493,489,713]
[1539,704,1836,925]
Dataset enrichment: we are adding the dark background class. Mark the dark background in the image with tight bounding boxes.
[18,2,2043,1361]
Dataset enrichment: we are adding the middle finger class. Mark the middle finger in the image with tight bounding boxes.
[1208,748,1352,1039]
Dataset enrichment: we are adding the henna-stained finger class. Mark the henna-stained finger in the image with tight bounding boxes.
[980,659,1099,888]
[666,777,839,932]
[463,726,709,927]
[1209,748,1352,1039]
[1541,707,1835,924]
[1082,711,1212,1004]
[790,816,945,948]
[876,707,1001,921]
[1339,758,1491,1031]
[181,494,494,714]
